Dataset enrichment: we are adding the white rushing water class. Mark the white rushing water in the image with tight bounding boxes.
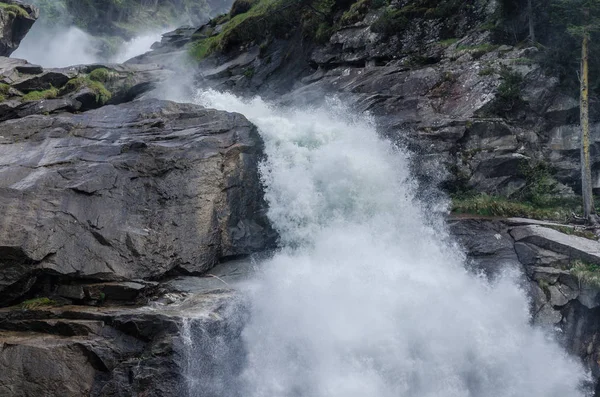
[195,90,590,397]
[111,32,164,63]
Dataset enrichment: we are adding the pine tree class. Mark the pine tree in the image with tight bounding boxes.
[552,0,600,223]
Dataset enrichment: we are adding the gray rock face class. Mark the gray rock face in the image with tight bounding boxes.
[510,225,600,265]
[450,217,600,390]
[0,291,243,397]
[0,57,173,119]
[0,99,275,305]
[0,0,38,56]
[184,0,588,198]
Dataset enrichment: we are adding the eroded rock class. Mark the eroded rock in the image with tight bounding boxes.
[0,0,38,57]
[0,99,275,304]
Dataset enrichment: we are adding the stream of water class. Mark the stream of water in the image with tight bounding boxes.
[194,89,591,397]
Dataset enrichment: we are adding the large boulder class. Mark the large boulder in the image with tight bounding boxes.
[0,99,275,305]
[0,0,38,56]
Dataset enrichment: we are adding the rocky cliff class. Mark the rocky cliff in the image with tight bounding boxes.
[0,0,38,56]
[0,3,275,395]
[168,0,590,208]
[3,0,600,395]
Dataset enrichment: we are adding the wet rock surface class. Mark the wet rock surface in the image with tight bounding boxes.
[450,216,600,386]
[0,57,172,119]
[0,98,275,304]
[0,291,243,397]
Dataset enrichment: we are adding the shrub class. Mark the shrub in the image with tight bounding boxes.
[517,160,560,207]
[340,0,371,26]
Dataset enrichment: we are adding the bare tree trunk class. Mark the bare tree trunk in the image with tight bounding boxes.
[528,0,536,44]
[581,29,596,222]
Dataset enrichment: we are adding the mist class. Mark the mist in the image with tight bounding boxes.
[12,24,101,67]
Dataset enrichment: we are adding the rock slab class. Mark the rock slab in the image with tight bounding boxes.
[0,98,275,305]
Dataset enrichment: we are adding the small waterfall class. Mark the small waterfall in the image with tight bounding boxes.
[194,89,592,397]
[178,301,248,397]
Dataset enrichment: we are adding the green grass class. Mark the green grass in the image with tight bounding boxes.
[189,0,297,60]
[478,67,496,76]
[546,225,598,240]
[89,67,117,83]
[0,83,9,102]
[62,76,112,105]
[511,57,534,65]
[0,3,30,18]
[456,44,498,54]
[340,0,372,26]
[451,193,574,221]
[19,297,57,310]
[22,87,59,101]
[571,260,600,288]
[438,38,459,47]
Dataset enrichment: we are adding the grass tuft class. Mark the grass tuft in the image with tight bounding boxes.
[19,297,57,310]
[571,260,600,288]
[451,193,574,222]
[0,3,30,19]
[89,68,117,83]
[22,87,59,101]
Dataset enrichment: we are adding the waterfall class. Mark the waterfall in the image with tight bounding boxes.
[194,90,590,396]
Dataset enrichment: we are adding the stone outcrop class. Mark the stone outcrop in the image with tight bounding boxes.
[0,0,38,56]
[0,57,172,120]
[450,216,600,391]
[0,290,244,397]
[0,98,275,306]
[175,0,587,200]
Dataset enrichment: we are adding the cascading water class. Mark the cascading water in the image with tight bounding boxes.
[194,89,590,396]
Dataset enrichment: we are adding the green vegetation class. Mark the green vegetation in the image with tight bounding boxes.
[478,66,496,76]
[438,38,459,47]
[451,193,574,221]
[19,297,57,310]
[244,67,255,78]
[340,0,373,26]
[488,67,524,115]
[189,0,342,59]
[0,3,30,18]
[455,43,499,58]
[89,67,117,83]
[511,57,534,65]
[371,8,409,35]
[571,260,600,287]
[516,160,560,207]
[22,87,59,101]
[0,83,10,102]
[546,225,598,240]
[62,76,112,105]
[189,0,282,59]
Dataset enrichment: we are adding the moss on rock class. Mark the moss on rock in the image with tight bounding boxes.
[22,87,59,101]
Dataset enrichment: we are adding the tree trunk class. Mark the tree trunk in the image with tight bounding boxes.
[528,0,535,44]
[581,29,596,222]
